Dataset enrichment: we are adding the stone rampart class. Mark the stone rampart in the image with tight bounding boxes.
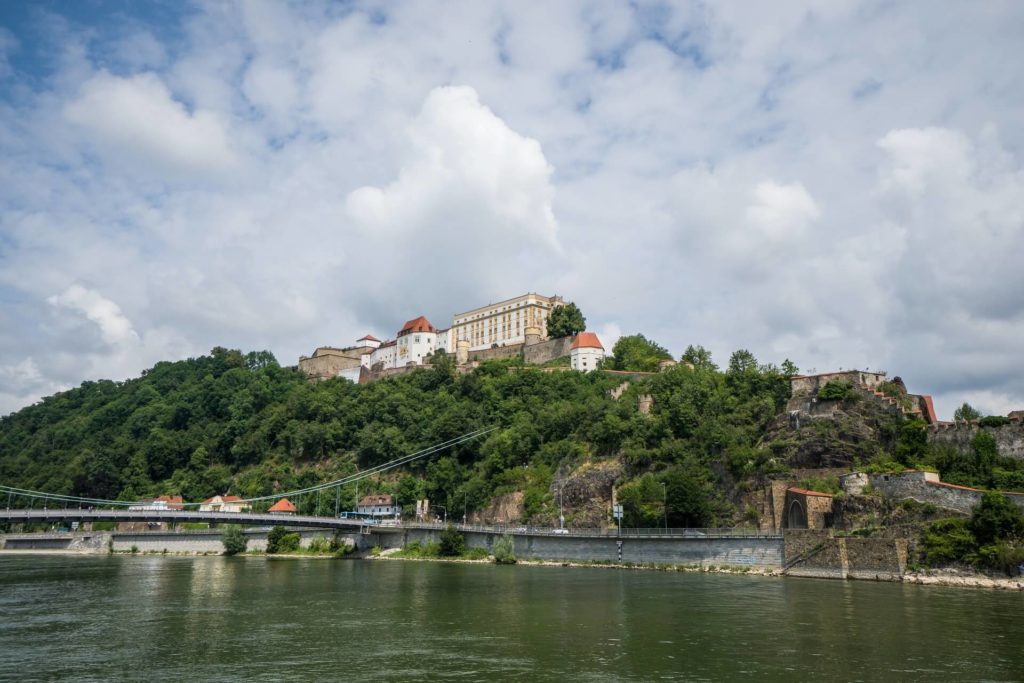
[929,420,1024,460]
[522,336,574,365]
[858,470,1024,514]
[467,344,523,363]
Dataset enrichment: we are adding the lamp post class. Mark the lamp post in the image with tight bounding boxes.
[462,492,468,526]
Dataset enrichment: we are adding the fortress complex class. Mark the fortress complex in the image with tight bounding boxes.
[299,292,603,382]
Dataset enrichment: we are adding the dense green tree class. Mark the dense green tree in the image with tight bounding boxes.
[605,334,672,372]
[546,302,587,339]
[439,524,465,556]
[895,419,929,466]
[222,525,248,555]
[970,492,1024,545]
[266,525,288,554]
[954,402,982,422]
[680,345,716,371]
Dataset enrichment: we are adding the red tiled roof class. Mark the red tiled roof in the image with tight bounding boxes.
[398,316,435,336]
[919,395,938,424]
[203,495,245,503]
[358,334,380,342]
[268,498,296,513]
[787,487,834,498]
[154,495,184,510]
[570,332,604,350]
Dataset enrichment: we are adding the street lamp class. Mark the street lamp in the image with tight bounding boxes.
[462,492,468,526]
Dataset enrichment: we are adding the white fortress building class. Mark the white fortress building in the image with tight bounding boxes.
[298,292,604,380]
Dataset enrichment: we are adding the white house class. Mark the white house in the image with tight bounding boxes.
[199,495,251,513]
[570,332,605,372]
[357,494,399,518]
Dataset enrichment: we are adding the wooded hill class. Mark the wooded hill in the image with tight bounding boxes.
[0,343,803,527]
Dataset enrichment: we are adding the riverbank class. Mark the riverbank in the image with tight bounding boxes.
[902,569,1024,591]
[368,549,1024,589]
[3,547,1021,589]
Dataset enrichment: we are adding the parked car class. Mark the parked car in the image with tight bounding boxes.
[552,528,569,535]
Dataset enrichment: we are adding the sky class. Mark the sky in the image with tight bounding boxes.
[0,1,1022,420]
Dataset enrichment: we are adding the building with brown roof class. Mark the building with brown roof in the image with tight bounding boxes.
[357,494,398,518]
[570,332,605,372]
[268,498,297,515]
[199,495,252,513]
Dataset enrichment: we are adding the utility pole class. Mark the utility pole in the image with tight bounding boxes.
[463,492,468,526]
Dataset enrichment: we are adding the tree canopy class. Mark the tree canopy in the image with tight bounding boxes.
[546,302,586,339]
[604,334,672,372]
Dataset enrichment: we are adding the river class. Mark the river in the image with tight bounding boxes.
[1,555,1022,681]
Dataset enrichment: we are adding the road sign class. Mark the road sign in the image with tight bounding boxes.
[612,504,623,520]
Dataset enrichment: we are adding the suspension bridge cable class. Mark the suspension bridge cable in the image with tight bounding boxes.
[1,425,498,509]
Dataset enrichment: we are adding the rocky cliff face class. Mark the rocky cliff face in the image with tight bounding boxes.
[759,398,902,469]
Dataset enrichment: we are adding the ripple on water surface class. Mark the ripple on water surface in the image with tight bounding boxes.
[0,555,1022,681]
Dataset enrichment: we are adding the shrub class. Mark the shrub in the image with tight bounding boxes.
[266,525,288,554]
[975,542,1024,575]
[920,518,976,566]
[817,381,858,402]
[979,416,1011,428]
[439,524,465,557]
[493,534,516,564]
[221,525,248,556]
[969,492,1024,546]
[307,536,331,554]
[278,532,301,553]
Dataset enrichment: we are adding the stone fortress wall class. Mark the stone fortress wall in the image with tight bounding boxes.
[929,419,1024,460]
[840,470,1024,514]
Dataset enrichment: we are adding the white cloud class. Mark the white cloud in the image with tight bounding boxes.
[1,2,1023,421]
[746,180,820,240]
[47,284,140,348]
[63,71,237,177]
[342,85,564,322]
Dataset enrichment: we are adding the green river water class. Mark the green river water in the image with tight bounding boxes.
[1,555,1022,681]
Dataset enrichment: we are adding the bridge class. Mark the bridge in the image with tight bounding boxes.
[0,508,377,531]
[0,507,779,539]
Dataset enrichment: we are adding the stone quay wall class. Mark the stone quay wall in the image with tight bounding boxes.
[368,528,784,569]
[783,529,907,581]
